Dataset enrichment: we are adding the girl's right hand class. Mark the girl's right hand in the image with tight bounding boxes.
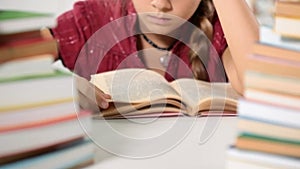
[75,75,111,111]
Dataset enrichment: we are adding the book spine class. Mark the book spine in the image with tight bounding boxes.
[247,54,300,79]
[274,16,300,39]
[275,2,300,18]
[236,134,300,158]
[253,43,300,62]
[0,39,57,63]
[238,99,300,128]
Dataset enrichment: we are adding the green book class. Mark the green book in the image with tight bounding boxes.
[0,10,52,20]
[237,132,300,158]
[0,69,72,83]
[239,132,300,145]
[0,10,56,34]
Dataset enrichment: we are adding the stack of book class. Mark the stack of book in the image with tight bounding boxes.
[0,9,94,168]
[227,1,300,168]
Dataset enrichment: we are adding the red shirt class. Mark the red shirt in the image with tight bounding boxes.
[52,0,228,82]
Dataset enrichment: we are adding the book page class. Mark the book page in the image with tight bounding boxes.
[98,99,183,117]
[90,68,181,103]
[170,78,211,106]
[97,99,184,118]
[170,78,240,115]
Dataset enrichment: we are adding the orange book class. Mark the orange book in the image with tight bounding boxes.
[247,53,300,79]
[275,1,300,18]
[252,43,300,63]
[236,133,300,158]
[0,37,57,63]
[245,71,300,97]
[0,30,42,44]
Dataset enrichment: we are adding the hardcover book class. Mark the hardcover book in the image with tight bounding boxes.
[90,68,239,118]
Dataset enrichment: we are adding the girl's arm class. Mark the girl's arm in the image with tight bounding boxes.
[213,0,259,94]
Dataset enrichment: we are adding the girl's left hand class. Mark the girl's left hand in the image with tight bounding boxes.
[75,75,111,112]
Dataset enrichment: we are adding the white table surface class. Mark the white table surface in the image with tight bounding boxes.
[87,116,238,169]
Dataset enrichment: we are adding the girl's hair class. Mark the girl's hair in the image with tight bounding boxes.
[189,0,215,81]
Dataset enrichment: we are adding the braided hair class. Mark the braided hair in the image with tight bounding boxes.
[188,0,215,81]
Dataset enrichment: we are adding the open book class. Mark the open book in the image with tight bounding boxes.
[90,68,240,118]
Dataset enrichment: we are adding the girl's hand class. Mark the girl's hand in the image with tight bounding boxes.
[40,27,59,60]
[75,75,111,111]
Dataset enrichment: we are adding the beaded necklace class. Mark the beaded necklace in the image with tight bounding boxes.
[141,34,175,68]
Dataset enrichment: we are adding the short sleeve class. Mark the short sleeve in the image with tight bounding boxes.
[51,1,92,70]
[206,13,228,82]
[211,13,227,58]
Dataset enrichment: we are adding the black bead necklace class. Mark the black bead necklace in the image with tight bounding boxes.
[141,34,175,68]
[141,34,174,51]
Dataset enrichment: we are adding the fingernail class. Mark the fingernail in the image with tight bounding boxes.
[101,102,108,108]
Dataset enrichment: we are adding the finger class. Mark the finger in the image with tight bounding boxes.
[93,85,112,100]
[94,90,110,109]
[75,75,108,108]
[78,90,101,113]
[75,75,112,109]
[103,93,112,99]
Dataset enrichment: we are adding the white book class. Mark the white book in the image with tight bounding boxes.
[0,101,78,130]
[259,26,300,52]
[226,147,300,169]
[244,88,300,110]
[238,99,300,128]
[0,71,76,112]
[0,55,55,81]
[274,16,300,39]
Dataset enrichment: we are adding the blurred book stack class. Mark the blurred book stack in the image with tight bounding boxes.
[227,0,300,168]
[273,0,300,39]
[0,8,94,169]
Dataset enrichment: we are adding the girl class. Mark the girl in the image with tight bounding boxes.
[43,0,259,109]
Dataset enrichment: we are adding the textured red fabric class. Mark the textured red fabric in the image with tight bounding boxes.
[52,0,228,82]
